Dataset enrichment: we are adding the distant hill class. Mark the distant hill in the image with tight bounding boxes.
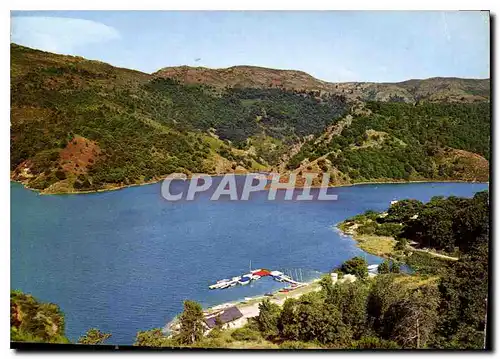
[155,65,490,104]
[10,44,490,193]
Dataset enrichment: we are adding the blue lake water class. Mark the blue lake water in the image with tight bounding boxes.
[10,179,488,344]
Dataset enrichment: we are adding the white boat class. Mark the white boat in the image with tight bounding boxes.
[209,278,232,289]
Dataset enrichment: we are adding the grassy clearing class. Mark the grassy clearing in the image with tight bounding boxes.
[351,233,396,258]
[393,274,440,290]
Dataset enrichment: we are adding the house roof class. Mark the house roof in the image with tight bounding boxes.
[204,306,243,328]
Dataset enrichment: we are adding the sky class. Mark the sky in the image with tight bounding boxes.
[10,11,490,83]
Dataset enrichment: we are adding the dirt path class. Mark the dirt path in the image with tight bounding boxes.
[412,248,459,261]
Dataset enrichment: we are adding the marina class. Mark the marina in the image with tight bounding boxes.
[209,268,304,290]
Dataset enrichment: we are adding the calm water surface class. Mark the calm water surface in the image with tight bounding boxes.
[11,179,488,344]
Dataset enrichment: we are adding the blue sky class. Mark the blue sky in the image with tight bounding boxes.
[11,11,490,82]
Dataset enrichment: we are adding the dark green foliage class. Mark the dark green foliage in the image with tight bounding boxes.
[279,340,318,349]
[394,238,408,251]
[255,299,281,338]
[390,262,401,273]
[386,199,424,222]
[77,328,112,345]
[357,222,377,235]
[378,261,390,274]
[432,244,489,349]
[345,192,488,255]
[382,284,440,348]
[230,327,261,341]
[134,328,176,347]
[276,291,353,346]
[288,101,490,181]
[278,298,301,341]
[142,81,346,144]
[176,300,205,345]
[375,222,402,237]
[340,256,368,278]
[323,281,370,339]
[367,275,440,348]
[400,192,489,252]
[350,336,400,349]
[364,101,490,160]
[10,290,69,343]
[403,252,448,276]
[366,274,408,335]
[452,191,489,253]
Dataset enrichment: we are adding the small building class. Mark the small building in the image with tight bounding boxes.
[204,306,243,330]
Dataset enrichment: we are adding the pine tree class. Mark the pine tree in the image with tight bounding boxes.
[177,300,205,345]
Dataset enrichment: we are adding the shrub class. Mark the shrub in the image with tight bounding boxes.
[357,222,377,235]
[394,238,408,251]
[279,340,318,349]
[340,256,368,278]
[55,170,66,180]
[350,336,400,349]
[230,327,261,342]
[375,223,402,237]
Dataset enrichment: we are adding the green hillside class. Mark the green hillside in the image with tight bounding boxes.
[10,44,490,193]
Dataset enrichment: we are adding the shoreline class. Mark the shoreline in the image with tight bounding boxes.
[169,222,390,332]
[10,175,489,196]
[166,277,324,334]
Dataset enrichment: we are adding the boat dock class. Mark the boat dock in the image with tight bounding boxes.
[209,268,304,290]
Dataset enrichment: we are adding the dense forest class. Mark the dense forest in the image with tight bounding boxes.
[10,44,490,193]
[12,192,490,349]
[288,101,490,183]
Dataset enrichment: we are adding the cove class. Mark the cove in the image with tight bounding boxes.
[10,179,488,344]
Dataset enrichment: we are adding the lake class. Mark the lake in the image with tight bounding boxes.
[10,179,488,344]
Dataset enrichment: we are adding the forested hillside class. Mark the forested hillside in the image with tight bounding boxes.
[10,44,490,194]
[288,101,490,183]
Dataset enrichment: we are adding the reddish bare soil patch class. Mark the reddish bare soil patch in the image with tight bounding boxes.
[59,135,101,175]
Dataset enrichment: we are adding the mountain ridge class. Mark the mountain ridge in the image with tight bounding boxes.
[10,43,490,194]
[154,64,490,104]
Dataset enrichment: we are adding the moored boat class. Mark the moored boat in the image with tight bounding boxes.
[238,277,251,285]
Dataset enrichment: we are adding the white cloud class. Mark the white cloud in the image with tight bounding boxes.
[10,16,120,54]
